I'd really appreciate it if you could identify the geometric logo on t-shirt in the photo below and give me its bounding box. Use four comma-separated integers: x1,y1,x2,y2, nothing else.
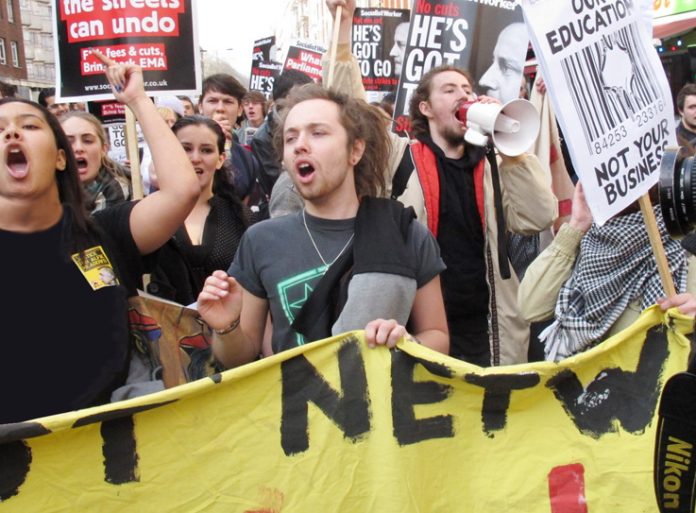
277,264,327,346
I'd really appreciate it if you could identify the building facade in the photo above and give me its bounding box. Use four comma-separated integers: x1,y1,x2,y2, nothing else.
0,0,26,94
19,0,55,99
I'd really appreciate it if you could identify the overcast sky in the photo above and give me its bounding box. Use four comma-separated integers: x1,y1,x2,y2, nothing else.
196,0,285,75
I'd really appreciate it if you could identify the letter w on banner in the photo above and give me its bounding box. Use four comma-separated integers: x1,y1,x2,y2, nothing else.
0,307,692,511
521,0,675,225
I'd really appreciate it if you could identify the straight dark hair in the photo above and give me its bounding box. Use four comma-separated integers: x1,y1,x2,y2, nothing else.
0,97,93,250
171,115,248,226
201,74,247,103
0,97,88,231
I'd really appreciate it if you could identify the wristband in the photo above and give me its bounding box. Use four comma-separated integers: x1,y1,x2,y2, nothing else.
558,198,572,217
214,317,240,335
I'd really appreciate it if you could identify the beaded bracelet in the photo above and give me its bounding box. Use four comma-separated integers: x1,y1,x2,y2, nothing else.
214,317,240,335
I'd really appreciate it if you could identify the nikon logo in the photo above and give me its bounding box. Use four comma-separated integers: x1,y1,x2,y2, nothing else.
662,436,693,509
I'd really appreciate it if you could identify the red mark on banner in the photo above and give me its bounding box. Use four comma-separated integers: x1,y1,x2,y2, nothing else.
548,464,588,513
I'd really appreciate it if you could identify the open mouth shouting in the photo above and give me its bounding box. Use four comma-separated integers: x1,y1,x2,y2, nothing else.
75,157,89,176
295,160,315,183
6,146,28,179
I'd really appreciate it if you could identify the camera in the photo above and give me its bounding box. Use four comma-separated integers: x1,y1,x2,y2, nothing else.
659,146,696,237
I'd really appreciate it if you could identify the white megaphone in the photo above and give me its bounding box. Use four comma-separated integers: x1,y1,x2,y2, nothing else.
455,99,540,156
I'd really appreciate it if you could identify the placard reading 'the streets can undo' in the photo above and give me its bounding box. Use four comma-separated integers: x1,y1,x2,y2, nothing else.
52,0,200,102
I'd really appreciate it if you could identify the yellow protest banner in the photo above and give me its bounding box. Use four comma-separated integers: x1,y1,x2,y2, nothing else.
0,306,692,512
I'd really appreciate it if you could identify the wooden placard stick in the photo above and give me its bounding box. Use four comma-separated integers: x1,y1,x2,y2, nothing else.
91,48,144,200
639,193,676,298
326,5,342,89
125,106,144,200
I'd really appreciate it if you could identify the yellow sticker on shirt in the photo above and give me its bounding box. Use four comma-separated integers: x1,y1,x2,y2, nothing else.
71,245,119,290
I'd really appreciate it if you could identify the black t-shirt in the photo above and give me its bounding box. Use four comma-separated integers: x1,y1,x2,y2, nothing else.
419,136,490,363
1,202,142,424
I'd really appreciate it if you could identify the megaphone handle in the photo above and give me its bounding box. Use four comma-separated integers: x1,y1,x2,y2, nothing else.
486,145,511,280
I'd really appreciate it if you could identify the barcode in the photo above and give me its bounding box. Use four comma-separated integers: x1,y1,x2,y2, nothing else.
560,23,660,152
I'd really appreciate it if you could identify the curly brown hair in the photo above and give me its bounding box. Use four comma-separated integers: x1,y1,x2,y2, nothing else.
408,65,474,139
273,83,390,199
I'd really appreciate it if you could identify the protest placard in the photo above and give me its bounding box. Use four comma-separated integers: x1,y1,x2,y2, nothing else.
352,8,410,94
248,36,282,99
88,100,127,164
53,0,200,102
282,39,327,82
521,0,676,225
391,0,526,136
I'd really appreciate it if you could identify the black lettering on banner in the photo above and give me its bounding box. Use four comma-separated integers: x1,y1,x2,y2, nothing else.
74,398,174,484
101,416,139,484
280,338,371,456
465,373,540,437
547,326,669,438
391,351,454,446
560,23,660,153
0,422,50,501
0,441,32,501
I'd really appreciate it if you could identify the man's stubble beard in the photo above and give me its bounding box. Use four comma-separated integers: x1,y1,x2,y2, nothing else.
439,125,466,149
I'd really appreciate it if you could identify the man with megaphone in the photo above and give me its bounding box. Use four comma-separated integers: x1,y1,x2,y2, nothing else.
312,0,558,366
399,65,557,366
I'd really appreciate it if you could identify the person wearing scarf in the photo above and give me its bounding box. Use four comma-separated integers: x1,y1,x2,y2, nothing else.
518,182,696,361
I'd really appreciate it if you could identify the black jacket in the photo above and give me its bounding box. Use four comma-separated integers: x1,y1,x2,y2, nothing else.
250,110,282,196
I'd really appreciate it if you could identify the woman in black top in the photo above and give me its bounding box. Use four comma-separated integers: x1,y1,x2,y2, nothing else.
146,116,251,306
0,51,199,424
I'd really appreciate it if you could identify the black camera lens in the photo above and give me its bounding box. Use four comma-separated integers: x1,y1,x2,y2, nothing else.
659,147,696,237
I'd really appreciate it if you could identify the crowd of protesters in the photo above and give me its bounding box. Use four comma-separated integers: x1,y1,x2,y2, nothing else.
1,0,696,424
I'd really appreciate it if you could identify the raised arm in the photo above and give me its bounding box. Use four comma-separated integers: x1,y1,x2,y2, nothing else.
95,50,199,254
322,0,365,99
325,0,354,46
